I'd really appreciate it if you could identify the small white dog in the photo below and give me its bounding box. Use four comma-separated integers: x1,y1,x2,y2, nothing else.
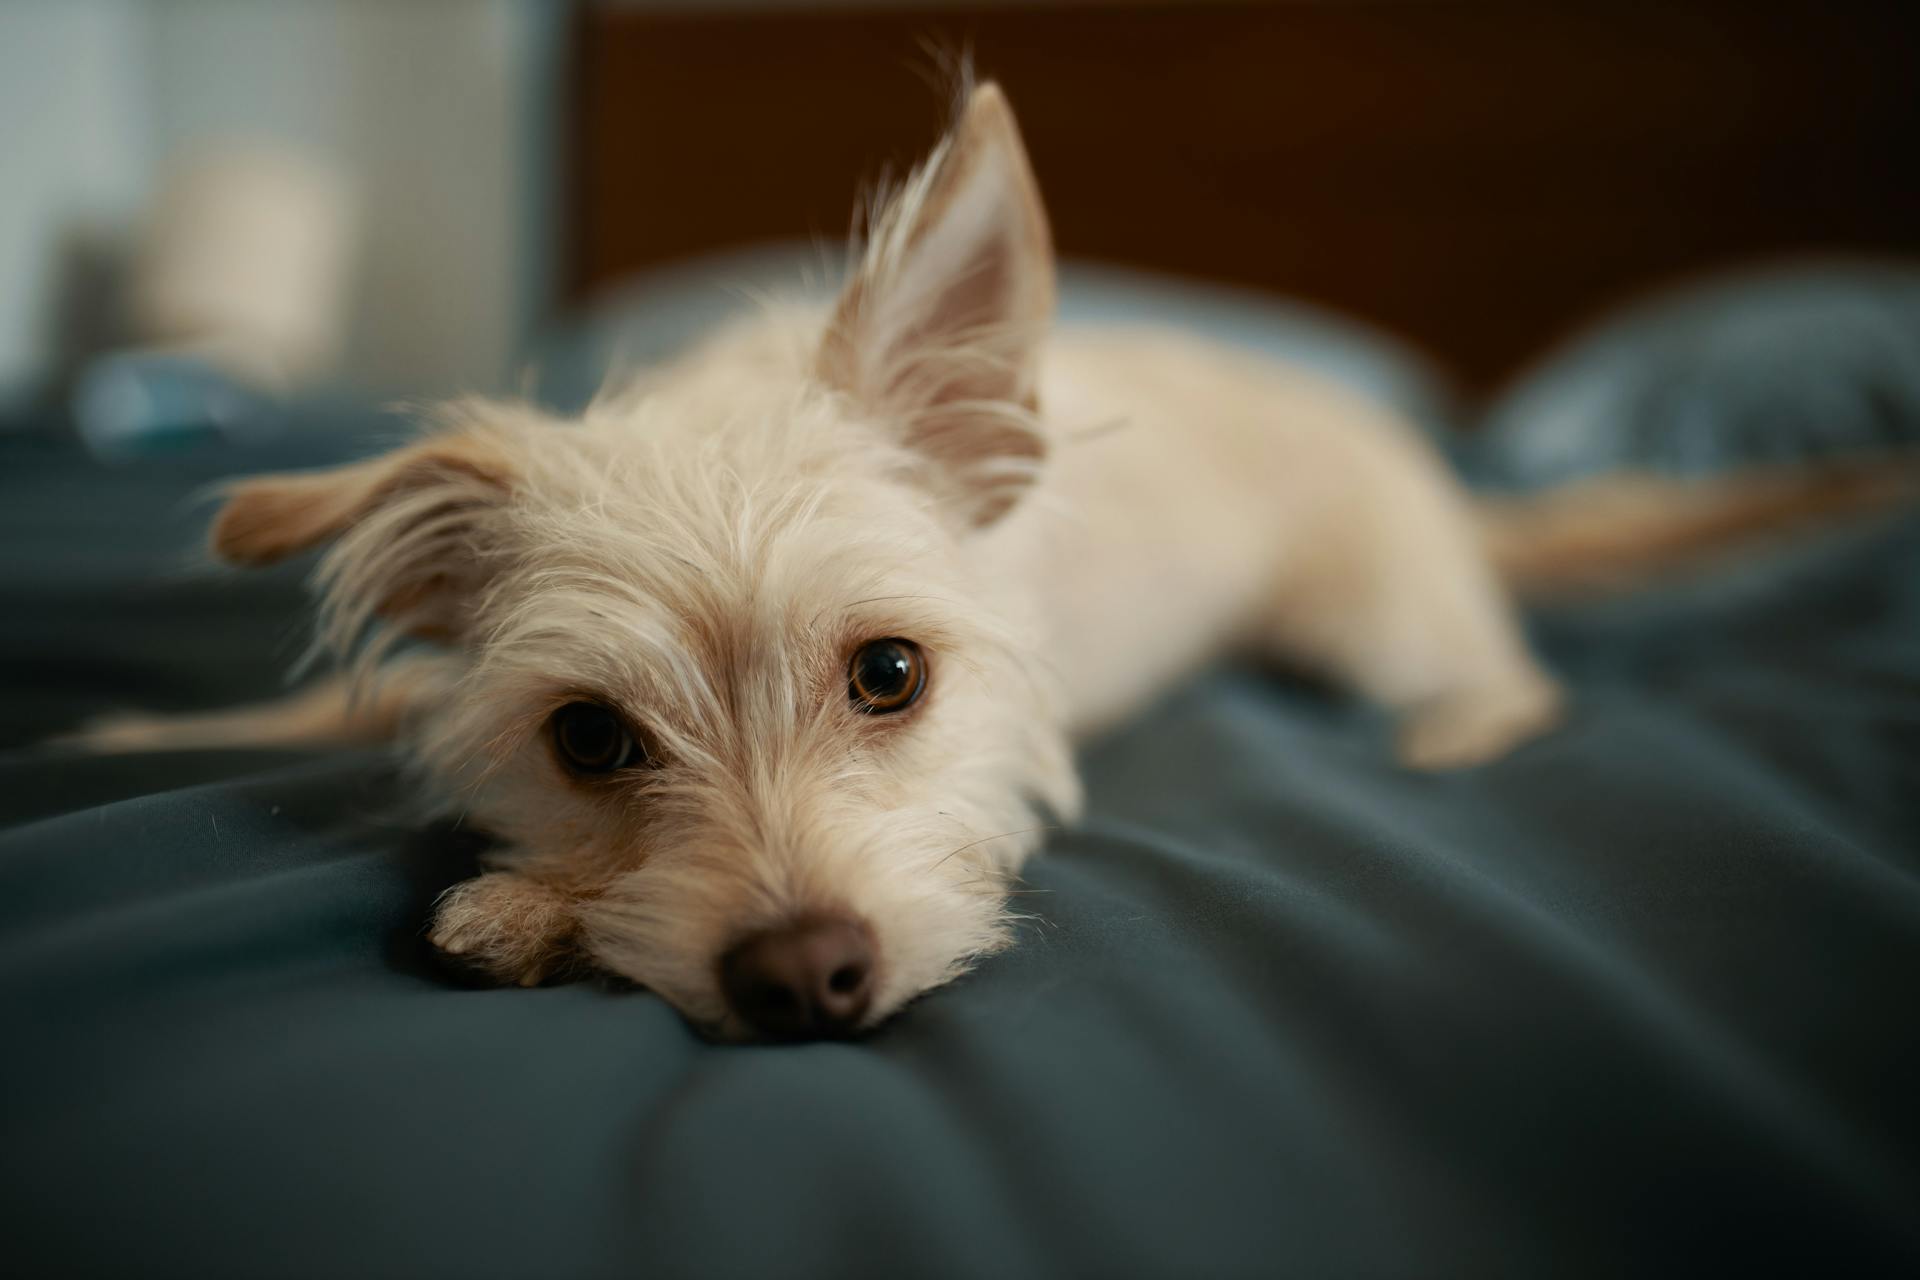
87,84,1914,1040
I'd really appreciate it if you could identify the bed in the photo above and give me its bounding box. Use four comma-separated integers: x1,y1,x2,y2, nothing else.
4,248,1919,1277
9,0,1920,1270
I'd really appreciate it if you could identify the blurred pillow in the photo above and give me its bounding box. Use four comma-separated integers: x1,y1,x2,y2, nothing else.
534,243,1453,430
1050,261,1452,431
1469,258,1920,491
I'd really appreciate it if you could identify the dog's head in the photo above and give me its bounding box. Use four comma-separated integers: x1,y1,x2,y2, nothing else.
209,85,1080,1039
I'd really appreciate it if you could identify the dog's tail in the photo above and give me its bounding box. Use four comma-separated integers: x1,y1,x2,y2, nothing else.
1477,456,1920,599
57,655,450,755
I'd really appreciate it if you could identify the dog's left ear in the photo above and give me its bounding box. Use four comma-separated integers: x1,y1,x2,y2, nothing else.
819,82,1055,528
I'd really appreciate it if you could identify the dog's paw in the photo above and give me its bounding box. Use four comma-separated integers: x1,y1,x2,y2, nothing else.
1395,677,1564,771
428,872,581,987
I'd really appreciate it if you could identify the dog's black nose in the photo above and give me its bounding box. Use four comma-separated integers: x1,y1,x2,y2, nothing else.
720,916,875,1040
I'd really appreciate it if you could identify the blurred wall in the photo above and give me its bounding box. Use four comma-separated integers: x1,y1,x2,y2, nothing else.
572,1,1920,390
0,1,150,391
0,0,559,398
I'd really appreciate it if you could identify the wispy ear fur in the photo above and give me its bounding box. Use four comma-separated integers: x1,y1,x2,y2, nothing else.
208,403,528,660
819,82,1056,528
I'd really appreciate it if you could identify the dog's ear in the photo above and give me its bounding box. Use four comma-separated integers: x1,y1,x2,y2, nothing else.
210,431,517,643
819,82,1055,528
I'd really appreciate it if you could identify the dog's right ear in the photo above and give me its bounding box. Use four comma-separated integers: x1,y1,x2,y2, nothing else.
210,431,516,643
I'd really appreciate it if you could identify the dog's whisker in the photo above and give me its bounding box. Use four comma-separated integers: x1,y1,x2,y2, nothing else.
1064,414,1133,443
933,825,1060,869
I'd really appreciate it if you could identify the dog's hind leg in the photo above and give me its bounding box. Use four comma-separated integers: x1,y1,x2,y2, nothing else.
1255,447,1562,770
58,654,453,755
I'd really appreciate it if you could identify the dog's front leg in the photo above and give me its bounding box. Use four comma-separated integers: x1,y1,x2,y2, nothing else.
428,871,583,987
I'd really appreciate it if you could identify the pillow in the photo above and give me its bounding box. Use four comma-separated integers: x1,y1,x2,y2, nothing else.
1469,257,1920,491
534,243,1454,431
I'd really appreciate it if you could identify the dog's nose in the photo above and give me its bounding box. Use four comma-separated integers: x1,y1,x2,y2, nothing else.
720,916,876,1040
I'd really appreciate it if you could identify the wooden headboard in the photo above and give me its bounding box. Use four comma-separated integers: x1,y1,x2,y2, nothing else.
566,1,1919,389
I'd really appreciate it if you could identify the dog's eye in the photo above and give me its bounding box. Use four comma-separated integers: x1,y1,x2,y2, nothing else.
848,639,926,714
550,701,645,774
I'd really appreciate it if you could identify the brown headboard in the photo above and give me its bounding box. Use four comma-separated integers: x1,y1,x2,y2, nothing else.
566,1,1920,389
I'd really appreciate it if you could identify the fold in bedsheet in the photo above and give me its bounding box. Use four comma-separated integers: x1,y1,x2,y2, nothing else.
4,265,1920,1277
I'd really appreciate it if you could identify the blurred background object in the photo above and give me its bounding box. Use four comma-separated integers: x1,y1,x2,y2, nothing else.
0,0,558,423
1,0,1916,436
69,147,359,458
129,147,358,388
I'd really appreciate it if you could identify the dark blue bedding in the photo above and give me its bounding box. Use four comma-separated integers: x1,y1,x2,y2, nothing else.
3,261,1918,1278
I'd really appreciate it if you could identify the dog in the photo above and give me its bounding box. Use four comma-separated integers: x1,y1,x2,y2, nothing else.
76,83,1918,1041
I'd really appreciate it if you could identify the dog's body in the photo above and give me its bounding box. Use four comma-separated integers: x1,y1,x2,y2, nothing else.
75,85,1917,1040
1012,328,1559,758
643,309,1562,761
